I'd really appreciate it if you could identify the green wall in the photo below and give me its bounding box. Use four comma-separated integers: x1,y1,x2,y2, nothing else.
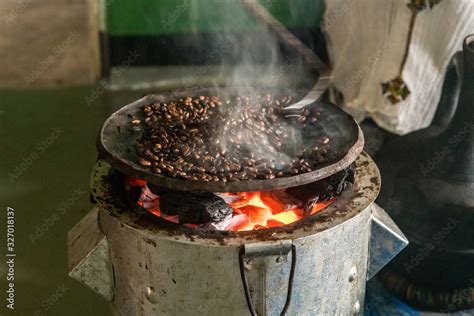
106,0,324,36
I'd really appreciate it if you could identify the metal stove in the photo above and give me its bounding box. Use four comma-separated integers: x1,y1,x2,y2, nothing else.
67,87,408,314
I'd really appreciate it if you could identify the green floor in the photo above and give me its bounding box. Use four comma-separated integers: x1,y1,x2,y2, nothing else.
0,87,133,316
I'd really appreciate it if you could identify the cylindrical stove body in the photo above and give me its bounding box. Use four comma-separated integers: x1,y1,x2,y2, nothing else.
100,204,371,315
68,153,407,315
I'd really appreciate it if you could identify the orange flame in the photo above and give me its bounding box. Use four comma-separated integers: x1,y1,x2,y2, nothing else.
224,192,333,231
126,177,334,231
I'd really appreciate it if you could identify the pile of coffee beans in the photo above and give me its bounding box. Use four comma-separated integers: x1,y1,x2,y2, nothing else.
131,94,330,182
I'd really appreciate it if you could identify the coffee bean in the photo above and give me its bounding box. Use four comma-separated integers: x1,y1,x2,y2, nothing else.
133,92,330,181
138,158,151,167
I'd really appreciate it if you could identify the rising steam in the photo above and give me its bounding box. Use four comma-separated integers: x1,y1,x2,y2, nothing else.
186,0,310,167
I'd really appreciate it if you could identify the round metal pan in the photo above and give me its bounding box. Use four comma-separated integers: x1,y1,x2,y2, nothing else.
97,87,364,192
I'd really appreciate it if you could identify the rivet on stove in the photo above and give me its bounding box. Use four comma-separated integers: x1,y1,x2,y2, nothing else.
244,258,253,270
276,256,283,263
353,300,361,314
145,286,158,304
348,266,357,282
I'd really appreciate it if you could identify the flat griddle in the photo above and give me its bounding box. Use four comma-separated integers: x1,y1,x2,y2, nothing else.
97,87,364,192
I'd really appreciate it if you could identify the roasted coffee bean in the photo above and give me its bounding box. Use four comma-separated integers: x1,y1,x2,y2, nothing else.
133,93,331,181
138,158,151,167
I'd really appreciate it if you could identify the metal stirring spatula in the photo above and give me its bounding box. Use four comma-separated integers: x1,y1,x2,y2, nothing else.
240,0,332,111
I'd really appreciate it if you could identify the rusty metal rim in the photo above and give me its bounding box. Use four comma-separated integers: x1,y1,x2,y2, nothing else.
96,87,364,193
90,152,380,245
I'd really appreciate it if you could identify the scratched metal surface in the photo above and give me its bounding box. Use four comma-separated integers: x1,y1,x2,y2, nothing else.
83,153,384,315
99,197,371,315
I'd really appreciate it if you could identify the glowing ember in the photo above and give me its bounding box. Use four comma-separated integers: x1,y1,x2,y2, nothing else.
125,177,334,231
225,192,333,231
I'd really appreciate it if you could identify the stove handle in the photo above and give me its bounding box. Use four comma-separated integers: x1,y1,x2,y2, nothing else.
367,203,409,280
67,207,114,301
239,241,296,316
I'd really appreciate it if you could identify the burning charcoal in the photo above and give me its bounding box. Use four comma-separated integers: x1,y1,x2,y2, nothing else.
285,164,356,213
224,214,250,231
139,185,159,202
127,174,339,231
216,193,245,205
142,199,160,210
266,219,285,228
159,191,233,224
237,205,272,224
260,190,301,214
200,214,233,230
